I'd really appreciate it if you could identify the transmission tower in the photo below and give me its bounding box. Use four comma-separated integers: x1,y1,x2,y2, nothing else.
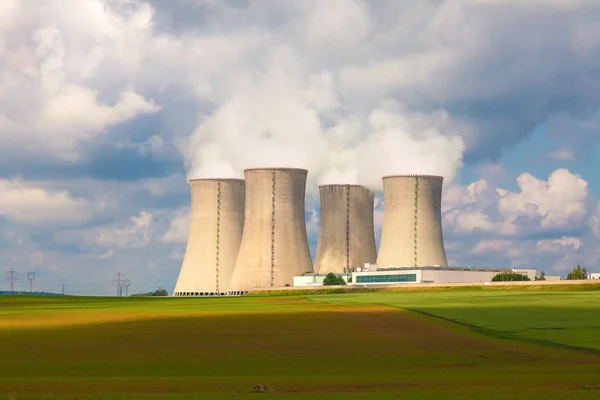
27,272,35,293
5,269,19,294
112,272,125,297
123,279,131,296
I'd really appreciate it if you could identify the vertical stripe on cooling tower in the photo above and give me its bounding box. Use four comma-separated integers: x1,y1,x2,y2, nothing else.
270,172,276,287
345,185,350,272
215,182,221,293
413,177,419,267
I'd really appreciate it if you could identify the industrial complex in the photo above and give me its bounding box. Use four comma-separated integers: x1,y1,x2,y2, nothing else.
174,169,538,296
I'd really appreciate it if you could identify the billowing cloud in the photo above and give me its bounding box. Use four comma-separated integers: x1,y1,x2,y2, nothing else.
94,211,154,249
0,179,92,223
0,0,160,161
443,168,598,271
161,210,189,243
444,169,589,236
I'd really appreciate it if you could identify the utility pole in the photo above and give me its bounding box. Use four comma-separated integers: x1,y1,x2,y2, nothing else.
27,272,35,293
5,269,19,294
62,284,65,296
112,272,125,297
123,279,131,297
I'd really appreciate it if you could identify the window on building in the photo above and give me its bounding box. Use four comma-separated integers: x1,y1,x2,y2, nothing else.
356,274,417,283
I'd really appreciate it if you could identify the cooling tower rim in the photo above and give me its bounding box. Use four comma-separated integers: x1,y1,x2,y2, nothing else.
383,174,444,179
244,167,308,173
189,178,245,182
318,184,369,189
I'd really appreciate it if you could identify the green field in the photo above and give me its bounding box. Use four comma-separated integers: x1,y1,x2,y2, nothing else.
2,285,600,399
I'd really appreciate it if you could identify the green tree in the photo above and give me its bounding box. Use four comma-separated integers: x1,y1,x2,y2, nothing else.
130,288,169,297
566,264,588,280
491,272,531,282
322,272,346,286
535,271,546,281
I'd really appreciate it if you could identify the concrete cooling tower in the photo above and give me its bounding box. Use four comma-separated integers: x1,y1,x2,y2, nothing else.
173,179,245,297
228,168,313,294
314,185,377,274
377,175,448,268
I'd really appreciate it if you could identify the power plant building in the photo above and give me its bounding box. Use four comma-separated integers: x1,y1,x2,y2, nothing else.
314,185,377,274
173,178,245,296
377,175,448,268
228,168,313,294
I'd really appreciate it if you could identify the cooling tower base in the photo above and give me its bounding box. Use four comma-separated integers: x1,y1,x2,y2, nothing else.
173,291,228,297
227,290,248,296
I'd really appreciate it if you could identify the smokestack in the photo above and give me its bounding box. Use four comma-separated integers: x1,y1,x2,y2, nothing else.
173,178,245,296
314,185,377,274
228,168,313,294
377,175,448,267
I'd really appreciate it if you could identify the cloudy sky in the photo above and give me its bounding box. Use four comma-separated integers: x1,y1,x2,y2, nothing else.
1,0,599,294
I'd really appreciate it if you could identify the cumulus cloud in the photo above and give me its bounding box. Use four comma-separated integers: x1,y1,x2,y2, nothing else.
5,0,600,182
444,169,588,236
95,211,154,249
443,168,599,271
536,237,582,253
548,147,576,162
0,0,160,161
161,210,190,243
0,179,92,223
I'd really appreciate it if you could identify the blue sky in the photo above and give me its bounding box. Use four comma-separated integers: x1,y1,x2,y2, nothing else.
1,0,600,295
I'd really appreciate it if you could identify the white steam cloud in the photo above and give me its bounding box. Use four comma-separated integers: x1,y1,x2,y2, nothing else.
183,4,470,191
185,58,466,190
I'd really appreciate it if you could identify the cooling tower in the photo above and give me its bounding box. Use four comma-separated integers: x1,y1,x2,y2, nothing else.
228,168,313,294
173,178,245,296
377,175,448,268
314,185,377,274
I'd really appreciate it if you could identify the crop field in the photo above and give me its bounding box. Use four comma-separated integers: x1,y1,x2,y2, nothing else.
1,285,600,399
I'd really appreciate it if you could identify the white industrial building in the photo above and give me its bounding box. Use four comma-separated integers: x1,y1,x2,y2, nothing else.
544,275,562,281
293,274,352,287
512,268,538,281
293,265,538,287
590,273,600,280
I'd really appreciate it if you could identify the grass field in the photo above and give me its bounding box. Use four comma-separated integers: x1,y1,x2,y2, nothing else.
1,285,600,399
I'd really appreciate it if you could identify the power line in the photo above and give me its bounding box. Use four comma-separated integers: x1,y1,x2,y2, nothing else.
27,272,35,294
112,272,125,297
5,269,19,294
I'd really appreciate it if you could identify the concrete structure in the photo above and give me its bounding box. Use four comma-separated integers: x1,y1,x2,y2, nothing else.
377,175,448,268
314,185,377,274
293,274,351,287
513,268,537,281
545,275,562,281
173,179,245,296
351,267,516,286
228,168,313,294
292,266,540,287
590,273,600,280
